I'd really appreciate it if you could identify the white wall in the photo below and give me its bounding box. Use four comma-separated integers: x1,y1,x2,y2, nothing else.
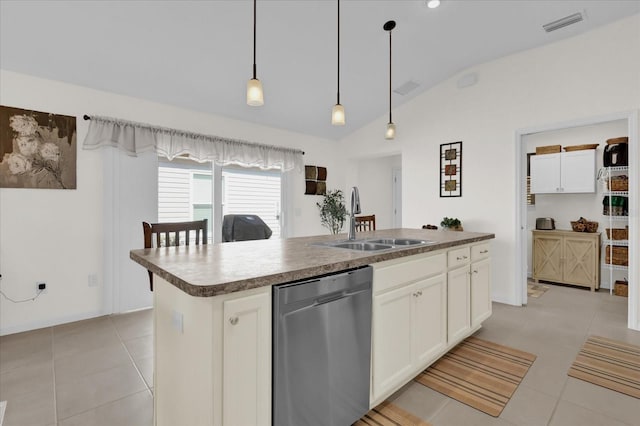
0,70,345,335
524,120,628,287
342,15,640,305
351,154,401,230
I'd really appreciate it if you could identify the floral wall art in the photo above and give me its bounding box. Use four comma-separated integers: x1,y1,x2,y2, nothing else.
0,106,77,189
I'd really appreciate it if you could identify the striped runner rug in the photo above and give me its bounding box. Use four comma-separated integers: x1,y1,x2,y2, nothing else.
355,401,432,426
568,335,640,399
414,336,536,417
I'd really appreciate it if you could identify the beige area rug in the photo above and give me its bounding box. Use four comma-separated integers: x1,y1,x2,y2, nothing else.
527,280,550,298
356,401,432,426
415,337,537,417
568,335,640,399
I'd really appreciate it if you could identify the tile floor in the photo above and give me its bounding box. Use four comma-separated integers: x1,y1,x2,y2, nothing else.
0,284,638,426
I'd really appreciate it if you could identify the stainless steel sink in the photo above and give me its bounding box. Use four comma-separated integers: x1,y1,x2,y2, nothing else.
365,238,434,246
328,242,394,251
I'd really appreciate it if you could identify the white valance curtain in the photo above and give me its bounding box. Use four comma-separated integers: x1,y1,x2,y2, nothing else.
82,115,304,172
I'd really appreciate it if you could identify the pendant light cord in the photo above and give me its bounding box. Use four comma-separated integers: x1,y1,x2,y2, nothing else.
388,28,392,123
337,0,340,105
253,0,257,79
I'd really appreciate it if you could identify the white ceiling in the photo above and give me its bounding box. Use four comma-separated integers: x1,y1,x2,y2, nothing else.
1,1,638,140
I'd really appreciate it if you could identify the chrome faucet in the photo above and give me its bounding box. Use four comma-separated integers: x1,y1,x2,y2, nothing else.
348,186,361,240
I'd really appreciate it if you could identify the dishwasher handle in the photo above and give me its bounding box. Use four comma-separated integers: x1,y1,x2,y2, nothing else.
315,291,347,306
315,288,368,306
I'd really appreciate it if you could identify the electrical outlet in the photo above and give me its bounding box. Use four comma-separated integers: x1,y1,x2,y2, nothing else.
37,282,47,294
171,310,184,333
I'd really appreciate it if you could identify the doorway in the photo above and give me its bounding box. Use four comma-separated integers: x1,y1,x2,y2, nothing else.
515,111,639,330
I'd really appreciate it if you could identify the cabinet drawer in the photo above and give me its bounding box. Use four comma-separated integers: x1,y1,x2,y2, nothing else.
373,253,445,294
447,246,470,269
471,243,490,261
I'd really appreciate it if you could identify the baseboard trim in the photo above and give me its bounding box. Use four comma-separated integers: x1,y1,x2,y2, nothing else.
0,309,106,336
492,294,519,306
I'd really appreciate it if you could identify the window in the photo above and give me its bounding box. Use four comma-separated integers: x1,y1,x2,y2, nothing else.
222,166,282,238
158,158,283,241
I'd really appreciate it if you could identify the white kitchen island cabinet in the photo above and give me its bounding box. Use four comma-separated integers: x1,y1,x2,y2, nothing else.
471,242,492,327
530,150,596,194
370,253,447,404
370,241,492,406
154,281,271,426
131,228,494,426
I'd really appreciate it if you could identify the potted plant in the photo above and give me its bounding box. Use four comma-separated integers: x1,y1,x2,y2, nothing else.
441,217,463,231
317,189,348,234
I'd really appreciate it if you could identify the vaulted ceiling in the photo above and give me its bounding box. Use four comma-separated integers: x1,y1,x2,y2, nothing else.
1,1,638,140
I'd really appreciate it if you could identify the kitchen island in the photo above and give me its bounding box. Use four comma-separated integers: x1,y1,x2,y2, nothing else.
130,228,495,426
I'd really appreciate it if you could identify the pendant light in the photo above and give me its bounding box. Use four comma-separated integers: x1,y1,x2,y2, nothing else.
247,0,264,106
331,0,345,125
384,20,396,140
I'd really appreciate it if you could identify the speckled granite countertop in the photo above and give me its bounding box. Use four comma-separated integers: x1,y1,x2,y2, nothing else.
130,228,494,297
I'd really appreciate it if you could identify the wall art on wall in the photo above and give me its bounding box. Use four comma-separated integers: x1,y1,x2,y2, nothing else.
304,165,327,195
440,141,462,197
0,105,77,189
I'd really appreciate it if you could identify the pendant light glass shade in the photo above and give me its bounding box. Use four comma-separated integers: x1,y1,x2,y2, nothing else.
385,122,396,140
247,0,263,106
332,103,345,125
247,78,264,106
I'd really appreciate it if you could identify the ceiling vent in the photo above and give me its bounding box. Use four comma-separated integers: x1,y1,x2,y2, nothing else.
543,12,584,33
393,80,420,96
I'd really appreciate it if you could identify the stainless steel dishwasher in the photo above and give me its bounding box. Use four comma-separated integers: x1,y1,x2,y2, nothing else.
273,266,373,426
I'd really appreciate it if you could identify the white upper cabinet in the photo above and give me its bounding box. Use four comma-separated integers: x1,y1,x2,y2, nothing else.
530,150,596,194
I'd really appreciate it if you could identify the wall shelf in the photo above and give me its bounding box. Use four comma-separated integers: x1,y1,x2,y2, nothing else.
602,166,629,172
601,263,629,271
602,191,629,196
603,239,629,246
602,215,629,221
601,162,630,294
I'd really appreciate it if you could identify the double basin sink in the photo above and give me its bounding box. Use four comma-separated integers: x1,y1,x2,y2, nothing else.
318,238,436,252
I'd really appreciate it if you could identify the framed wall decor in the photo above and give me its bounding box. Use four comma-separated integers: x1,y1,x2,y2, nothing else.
304,165,327,195
440,141,462,197
0,105,77,189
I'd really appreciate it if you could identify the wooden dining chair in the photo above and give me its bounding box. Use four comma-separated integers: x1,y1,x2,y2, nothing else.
142,219,208,291
355,215,376,232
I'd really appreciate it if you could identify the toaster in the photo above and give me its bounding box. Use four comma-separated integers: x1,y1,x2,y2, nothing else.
536,218,555,230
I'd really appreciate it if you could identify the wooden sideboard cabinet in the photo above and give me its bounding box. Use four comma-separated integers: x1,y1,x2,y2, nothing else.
532,229,601,292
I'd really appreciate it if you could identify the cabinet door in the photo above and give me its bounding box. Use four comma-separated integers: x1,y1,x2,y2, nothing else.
413,274,447,367
223,291,271,426
563,236,597,288
561,150,596,193
530,153,560,194
447,266,471,344
471,258,492,327
371,284,414,401
533,234,562,282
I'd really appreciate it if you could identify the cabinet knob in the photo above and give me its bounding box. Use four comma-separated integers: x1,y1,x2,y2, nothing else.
457,255,468,260
418,290,423,296
480,250,489,254
229,317,239,325
473,270,478,274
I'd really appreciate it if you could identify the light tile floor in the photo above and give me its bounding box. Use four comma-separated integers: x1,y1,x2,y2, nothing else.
0,285,638,425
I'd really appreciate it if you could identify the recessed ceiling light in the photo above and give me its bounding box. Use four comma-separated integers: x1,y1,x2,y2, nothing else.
427,0,441,9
